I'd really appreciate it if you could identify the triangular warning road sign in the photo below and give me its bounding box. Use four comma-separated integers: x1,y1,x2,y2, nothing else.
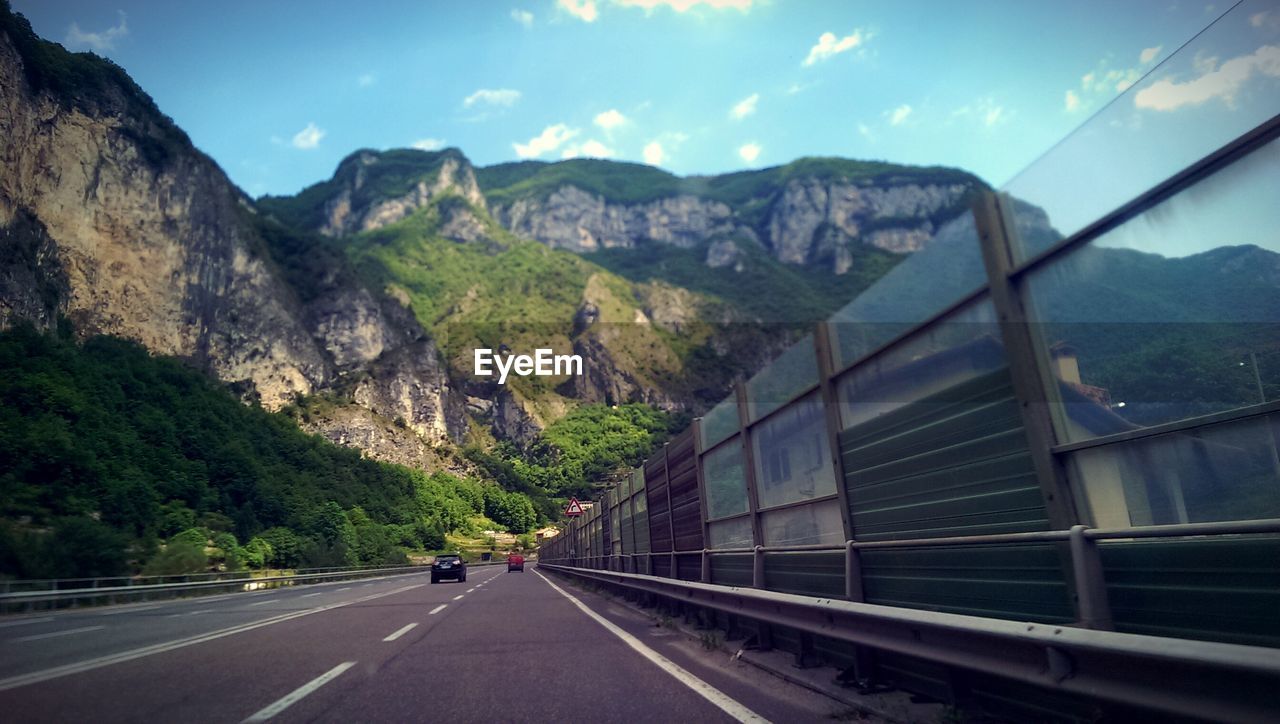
564,497,585,517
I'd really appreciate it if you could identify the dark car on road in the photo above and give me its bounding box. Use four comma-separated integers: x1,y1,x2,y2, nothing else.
507,553,524,572
431,553,467,584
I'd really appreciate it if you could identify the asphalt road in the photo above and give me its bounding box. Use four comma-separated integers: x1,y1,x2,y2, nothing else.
0,564,852,723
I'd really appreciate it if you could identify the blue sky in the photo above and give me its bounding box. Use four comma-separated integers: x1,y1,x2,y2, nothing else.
11,0,1266,200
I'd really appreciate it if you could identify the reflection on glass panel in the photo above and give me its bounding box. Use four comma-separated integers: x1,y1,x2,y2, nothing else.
747,335,818,422
632,468,645,493
752,393,836,509
1025,136,1280,441
831,209,986,368
837,298,1003,431
1070,413,1280,527
701,397,742,450
761,500,844,546
611,506,621,553
703,438,748,520
634,487,647,514
1003,0,1280,260
708,516,754,549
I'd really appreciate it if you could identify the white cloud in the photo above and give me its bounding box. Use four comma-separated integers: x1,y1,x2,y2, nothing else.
559,0,598,22
464,88,522,108
1134,44,1280,111
857,123,875,142
730,92,759,120
1065,89,1081,112
411,138,446,151
643,141,665,166
358,73,376,87
616,0,752,12
803,29,866,67
514,124,579,158
594,109,627,130
291,123,325,150
1139,45,1162,64
65,11,128,52
561,138,616,159
511,9,534,27
887,104,912,126
738,142,761,163
983,105,1006,127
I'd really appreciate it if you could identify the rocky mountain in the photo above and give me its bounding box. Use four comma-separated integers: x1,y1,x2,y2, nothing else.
476,157,981,273
0,7,464,469
0,2,985,470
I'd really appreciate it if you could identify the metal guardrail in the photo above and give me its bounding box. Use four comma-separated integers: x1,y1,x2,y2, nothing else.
0,563,423,595
0,564,430,611
545,518,1280,633
539,562,1280,723
0,558,521,612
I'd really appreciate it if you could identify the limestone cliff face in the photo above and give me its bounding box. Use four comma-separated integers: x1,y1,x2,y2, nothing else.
491,187,743,253
487,176,976,274
0,33,328,407
320,151,487,237
765,179,972,263
0,27,466,463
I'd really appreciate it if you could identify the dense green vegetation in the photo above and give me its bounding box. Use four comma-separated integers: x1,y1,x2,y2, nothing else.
0,323,539,579
468,403,683,505
478,158,685,206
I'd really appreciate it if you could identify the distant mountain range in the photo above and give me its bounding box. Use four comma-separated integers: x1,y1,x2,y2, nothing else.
3,0,1276,472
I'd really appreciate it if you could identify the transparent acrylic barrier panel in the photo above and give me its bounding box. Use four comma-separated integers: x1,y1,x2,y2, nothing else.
702,436,749,520
1003,0,1280,261
1024,135,1280,441
752,392,837,509
708,516,754,550
701,396,741,450
760,499,844,546
1069,412,1280,528
830,209,986,369
838,297,1002,431
746,334,818,422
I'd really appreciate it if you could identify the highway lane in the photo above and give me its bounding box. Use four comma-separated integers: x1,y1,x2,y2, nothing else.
0,564,853,722
0,567,463,683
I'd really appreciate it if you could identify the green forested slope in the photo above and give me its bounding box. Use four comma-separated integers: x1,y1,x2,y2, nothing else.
0,323,536,578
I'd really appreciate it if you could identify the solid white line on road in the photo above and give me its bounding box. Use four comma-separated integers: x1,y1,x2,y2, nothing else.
452,595,464,601
382,622,418,642
0,617,54,629
428,604,447,615
533,570,768,724
0,584,422,693
11,625,106,643
242,661,356,722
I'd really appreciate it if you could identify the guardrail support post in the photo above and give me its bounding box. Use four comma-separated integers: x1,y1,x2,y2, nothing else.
1069,525,1113,630
844,541,863,601
701,549,711,584
752,545,765,588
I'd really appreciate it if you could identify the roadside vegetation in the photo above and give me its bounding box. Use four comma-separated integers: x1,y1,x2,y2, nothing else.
0,322,540,580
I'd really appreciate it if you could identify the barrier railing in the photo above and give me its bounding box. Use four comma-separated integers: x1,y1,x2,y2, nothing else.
540,518,1280,633
538,560,1280,723
0,561,504,612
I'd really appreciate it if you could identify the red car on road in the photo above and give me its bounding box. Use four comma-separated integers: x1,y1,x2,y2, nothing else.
507,553,524,572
